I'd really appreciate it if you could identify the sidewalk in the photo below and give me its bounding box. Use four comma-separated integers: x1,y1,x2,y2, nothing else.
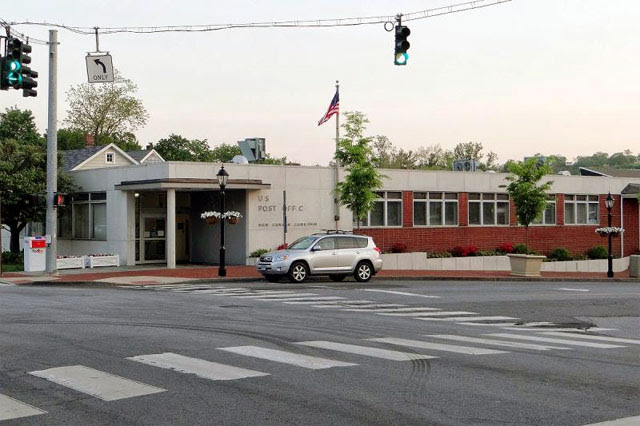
0,264,635,285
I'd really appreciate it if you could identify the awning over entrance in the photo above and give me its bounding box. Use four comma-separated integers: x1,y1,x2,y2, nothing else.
115,178,270,191
621,183,640,198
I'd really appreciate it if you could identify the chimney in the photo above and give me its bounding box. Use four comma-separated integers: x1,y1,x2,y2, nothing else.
85,134,95,148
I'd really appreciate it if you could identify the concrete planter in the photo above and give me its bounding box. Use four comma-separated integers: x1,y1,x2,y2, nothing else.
246,257,258,266
507,254,546,277
630,255,640,278
56,256,85,270
85,254,120,268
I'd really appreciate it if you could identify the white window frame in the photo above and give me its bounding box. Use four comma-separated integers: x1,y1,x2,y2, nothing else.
359,191,403,228
71,192,107,240
105,151,115,164
531,194,557,226
564,194,599,225
413,192,459,227
468,193,510,226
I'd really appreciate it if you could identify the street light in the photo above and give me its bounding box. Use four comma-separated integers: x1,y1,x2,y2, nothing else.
605,192,614,278
217,165,229,277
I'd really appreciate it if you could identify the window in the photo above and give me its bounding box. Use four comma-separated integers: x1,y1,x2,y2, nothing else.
414,192,458,226
564,194,599,225
105,152,115,164
532,194,556,225
468,193,509,225
314,237,336,250
71,192,107,240
359,192,403,227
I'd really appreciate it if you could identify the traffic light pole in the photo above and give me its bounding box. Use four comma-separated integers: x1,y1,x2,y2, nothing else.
45,30,58,274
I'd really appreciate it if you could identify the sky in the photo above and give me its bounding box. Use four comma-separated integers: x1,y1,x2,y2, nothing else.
1,0,639,166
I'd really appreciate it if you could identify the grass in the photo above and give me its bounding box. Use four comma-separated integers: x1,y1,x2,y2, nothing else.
1,264,23,272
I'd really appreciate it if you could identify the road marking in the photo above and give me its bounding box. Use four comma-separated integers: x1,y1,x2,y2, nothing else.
425,335,571,351
556,288,590,292
309,300,377,308
218,346,357,369
502,327,616,332
264,296,345,302
584,415,640,425
342,306,439,313
127,352,269,381
461,322,521,327
0,394,46,421
187,289,251,294
232,293,317,299
366,338,509,355
29,365,166,401
418,316,518,322
363,289,440,298
377,311,476,317
485,334,627,349
296,341,438,361
540,332,640,345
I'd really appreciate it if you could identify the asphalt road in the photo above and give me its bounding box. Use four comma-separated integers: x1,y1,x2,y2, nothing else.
1,279,639,425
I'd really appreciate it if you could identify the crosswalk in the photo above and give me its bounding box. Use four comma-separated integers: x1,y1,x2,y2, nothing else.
3,329,637,421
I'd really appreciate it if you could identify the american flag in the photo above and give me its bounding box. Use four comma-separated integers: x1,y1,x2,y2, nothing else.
317,90,339,126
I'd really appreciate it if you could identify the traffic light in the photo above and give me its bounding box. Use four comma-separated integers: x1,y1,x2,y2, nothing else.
1,37,37,96
53,193,65,207
394,25,411,66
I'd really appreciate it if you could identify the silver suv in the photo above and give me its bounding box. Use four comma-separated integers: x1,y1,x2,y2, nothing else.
256,232,383,283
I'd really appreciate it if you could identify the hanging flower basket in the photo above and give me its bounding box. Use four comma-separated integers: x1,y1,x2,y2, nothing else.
207,216,219,225
228,216,240,225
225,211,242,225
201,211,222,224
595,227,624,238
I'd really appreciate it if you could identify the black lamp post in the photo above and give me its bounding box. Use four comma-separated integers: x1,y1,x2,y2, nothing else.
605,192,614,278
217,165,229,277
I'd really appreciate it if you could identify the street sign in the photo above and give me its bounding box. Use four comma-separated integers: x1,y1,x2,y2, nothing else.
85,54,114,83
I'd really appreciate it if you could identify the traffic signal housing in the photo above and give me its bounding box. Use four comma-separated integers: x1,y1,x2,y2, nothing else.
1,37,37,96
53,193,65,207
394,25,411,66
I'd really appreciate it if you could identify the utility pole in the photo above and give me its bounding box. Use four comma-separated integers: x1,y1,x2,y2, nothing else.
45,30,58,274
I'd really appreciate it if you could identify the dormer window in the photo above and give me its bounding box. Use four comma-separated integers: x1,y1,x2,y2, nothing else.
105,152,115,164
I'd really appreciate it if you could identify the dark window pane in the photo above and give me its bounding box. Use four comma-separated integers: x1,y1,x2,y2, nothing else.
545,203,555,224
482,193,495,200
429,202,442,226
414,202,426,226
144,240,166,261
445,202,458,225
336,237,355,249
73,204,90,238
387,192,402,199
497,202,509,225
445,193,458,200
577,203,587,224
429,192,442,199
387,202,402,226
91,192,106,201
354,238,368,248
370,202,384,226
588,203,598,224
315,237,336,250
92,203,107,240
497,194,509,201
469,193,481,200
483,202,496,225
469,202,481,225
565,203,575,224
414,192,427,199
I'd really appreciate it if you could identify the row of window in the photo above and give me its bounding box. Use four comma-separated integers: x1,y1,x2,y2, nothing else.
58,192,107,240
356,192,602,228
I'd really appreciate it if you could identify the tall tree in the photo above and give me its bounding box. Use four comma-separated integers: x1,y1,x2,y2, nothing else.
64,71,148,145
335,112,385,229
151,134,213,162
504,158,552,249
0,108,74,252
210,143,242,162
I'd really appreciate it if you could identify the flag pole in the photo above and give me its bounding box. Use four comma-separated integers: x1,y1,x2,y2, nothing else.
334,80,340,231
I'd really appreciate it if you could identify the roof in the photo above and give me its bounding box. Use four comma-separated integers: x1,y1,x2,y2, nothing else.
126,150,152,162
621,183,640,195
62,145,106,172
579,167,640,178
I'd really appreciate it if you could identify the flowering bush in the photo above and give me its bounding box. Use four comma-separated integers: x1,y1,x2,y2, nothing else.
201,211,223,220
391,242,408,253
497,243,514,254
225,211,242,219
277,243,289,250
450,245,478,257
595,227,624,235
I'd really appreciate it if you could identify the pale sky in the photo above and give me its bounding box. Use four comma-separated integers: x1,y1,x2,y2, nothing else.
1,0,639,166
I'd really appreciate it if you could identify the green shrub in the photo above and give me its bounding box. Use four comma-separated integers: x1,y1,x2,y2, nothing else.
2,250,23,265
477,250,501,257
548,247,572,262
587,245,608,260
426,251,452,258
249,248,269,258
512,243,530,254
573,254,588,261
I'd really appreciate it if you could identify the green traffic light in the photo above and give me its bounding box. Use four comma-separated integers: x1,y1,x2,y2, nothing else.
394,53,409,65
9,60,21,72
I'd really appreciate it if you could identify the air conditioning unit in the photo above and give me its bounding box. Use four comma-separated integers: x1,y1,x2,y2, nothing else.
237,138,266,162
453,159,479,172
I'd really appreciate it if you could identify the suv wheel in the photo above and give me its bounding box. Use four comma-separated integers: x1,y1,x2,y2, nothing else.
329,274,346,282
288,261,309,283
354,261,373,282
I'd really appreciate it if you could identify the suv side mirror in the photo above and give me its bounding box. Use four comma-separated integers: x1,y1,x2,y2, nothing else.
311,246,320,252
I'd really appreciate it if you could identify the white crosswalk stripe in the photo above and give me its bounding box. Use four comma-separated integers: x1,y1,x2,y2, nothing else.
0,282,15,287
418,316,518,322
425,335,571,351
287,301,399,306
0,393,46,421
127,352,270,381
539,332,640,345
341,306,439,313
366,338,509,355
29,365,166,401
485,334,627,349
266,296,346,302
296,341,438,361
310,300,377,307
218,346,357,369
501,327,616,332
377,311,476,317
461,322,521,327
232,293,317,299
363,289,441,298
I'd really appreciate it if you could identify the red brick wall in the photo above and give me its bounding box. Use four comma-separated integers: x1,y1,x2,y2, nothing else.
623,198,639,256
355,192,628,257
403,192,413,228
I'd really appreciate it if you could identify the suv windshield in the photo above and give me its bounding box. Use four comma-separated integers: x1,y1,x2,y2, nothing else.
288,236,319,250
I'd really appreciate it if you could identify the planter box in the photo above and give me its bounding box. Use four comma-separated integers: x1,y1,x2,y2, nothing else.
56,256,85,270
630,255,640,278
246,257,258,266
86,254,120,268
508,254,546,277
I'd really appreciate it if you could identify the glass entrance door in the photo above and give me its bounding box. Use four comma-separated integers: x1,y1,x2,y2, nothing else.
141,214,166,263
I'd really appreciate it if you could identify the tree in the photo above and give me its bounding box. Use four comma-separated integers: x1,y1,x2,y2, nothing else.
0,108,74,252
335,112,385,229
415,144,447,169
451,141,499,171
151,134,213,162
504,158,552,250
210,143,242,162
57,128,86,151
64,71,149,145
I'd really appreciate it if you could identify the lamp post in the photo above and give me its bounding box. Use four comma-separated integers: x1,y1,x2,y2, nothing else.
217,165,229,277
605,192,614,278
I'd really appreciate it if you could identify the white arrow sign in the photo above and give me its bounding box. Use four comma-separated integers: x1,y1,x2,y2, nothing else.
86,54,114,83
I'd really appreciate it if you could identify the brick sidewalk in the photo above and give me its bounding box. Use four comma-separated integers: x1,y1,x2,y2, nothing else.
0,265,634,285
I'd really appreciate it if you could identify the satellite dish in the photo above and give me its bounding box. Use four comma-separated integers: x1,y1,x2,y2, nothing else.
231,155,249,165
557,170,571,176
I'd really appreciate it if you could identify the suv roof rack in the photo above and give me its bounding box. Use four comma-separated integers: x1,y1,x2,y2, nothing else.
314,229,353,235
